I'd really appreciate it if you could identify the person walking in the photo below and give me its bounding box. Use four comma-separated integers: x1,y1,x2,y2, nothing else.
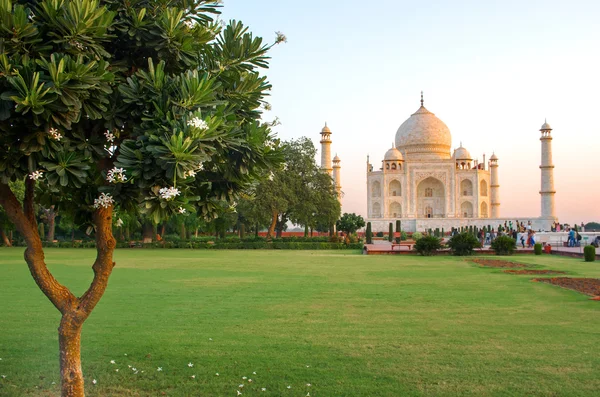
567,228,575,247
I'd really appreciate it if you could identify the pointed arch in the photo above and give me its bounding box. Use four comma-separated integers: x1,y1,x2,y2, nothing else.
372,202,381,218
461,179,473,196
480,180,488,196
372,181,381,198
389,180,401,197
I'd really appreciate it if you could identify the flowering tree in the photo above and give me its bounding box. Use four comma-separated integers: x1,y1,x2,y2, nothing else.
0,1,282,396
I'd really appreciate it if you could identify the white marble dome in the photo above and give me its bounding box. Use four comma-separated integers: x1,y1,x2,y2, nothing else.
395,105,452,160
384,146,403,161
453,144,471,159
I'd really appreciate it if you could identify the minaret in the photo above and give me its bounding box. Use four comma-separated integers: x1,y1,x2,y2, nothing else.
333,154,342,206
490,153,500,217
320,123,333,175
539,120,556,219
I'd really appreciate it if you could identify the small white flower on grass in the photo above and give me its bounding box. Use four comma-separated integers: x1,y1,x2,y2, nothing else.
132,367,137,371
306,393,310,396
110,360,116,364
187,117,209,130
248,379,252,383
115,369,119,372
1,375,6,379
159,187,181,201
215,372,219,376
242,376,247,380
261,388,266,392
252,371,256,375
128,365,132,368
188,362,193,368
124,354,127,356
104,130,115,143
239,384,244,388
287,385,291,389
178,207,186,214
191,375,195,379
29,170,44,181
92,379,97,385
93,193,114,209
51,382,55,385
209,338,213,341
157,367,162,372
306,383,311,387
306,365,310,368
237,391,242,396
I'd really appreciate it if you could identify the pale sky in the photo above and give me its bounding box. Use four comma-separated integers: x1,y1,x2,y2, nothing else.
222,0,600,225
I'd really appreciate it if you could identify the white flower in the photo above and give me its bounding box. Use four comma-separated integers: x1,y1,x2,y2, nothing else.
184,169,196,178
242,376,247,380
92,379,97,385
209,338,213,341
268,172,274,181
187,362,193,368
110,360,116,364
157,367,162,372
132,367,137,371
52,382,55,385
178,207,186,214
1,375,5,379
287,385,291,389
282,162,288,170
306,365,310,368
275,31,287,44
49,128,62,141
128,365,131,368
306,383,311,386
29,170,44,181
237,391,242,396
191,375,196,379
215,373,219,376
106,167,127,183
116,218,124,227
239,384,244,388
252,372,256,375
306,393,310,396
104,130,115,142
115,369,119,372
248,379,253,383
184,20,194,29
159,187,181,201
93,193,114,209
261,388,266,392
124,354,127,356
187,117,209,130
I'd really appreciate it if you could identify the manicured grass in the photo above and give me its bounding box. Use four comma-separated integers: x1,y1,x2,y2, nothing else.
0,248,599,396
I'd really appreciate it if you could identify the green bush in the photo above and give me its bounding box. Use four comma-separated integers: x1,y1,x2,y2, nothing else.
534,243,543,255
388,223,393,242
400,231,408,241
447,232,481,256
412,232,423,241
413,236,443,256
376,231,384,238
491,236,516,255
584,245,596,262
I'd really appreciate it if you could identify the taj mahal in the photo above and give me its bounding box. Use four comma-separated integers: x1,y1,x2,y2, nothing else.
318,93,558,233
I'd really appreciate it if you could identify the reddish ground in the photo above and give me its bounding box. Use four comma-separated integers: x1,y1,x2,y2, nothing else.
503,269,566,275
533,278,600,297
470,259,527,268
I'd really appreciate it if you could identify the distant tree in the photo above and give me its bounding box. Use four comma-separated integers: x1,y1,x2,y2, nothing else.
336,213,365,235
585,222,600,231
0,2,282,395
0,180,24,246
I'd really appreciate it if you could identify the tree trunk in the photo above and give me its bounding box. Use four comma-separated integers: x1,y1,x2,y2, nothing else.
46,207,56,242
180,223,186,240
267,210,277,240
1,227,11,246
59,315,84,397
142,221,153,243
304,224,309,238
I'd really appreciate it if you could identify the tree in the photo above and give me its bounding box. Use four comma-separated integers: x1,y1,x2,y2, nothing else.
336,213,365,235
0,1,282,395
365,222,372,244
0,180,24,246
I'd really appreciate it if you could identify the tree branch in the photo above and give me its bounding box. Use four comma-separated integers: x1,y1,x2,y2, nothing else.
24,178,37,228
0,183,77,313
79,206,116,316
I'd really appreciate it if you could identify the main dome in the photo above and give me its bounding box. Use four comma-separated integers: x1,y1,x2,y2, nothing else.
395,105,452,160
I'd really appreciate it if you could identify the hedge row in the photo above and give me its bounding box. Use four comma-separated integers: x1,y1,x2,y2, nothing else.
33,241,363,250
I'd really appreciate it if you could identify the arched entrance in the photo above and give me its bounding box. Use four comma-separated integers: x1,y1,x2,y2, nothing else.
417,177,445,218
461,201,473,218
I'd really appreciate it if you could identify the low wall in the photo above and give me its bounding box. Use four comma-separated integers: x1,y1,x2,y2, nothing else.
366,218,554,233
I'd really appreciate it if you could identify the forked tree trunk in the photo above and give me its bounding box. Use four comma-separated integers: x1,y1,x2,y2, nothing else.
267,210,277,240
0,182,117,397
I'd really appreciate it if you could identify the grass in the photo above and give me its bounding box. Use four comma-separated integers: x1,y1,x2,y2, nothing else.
0,248,599,396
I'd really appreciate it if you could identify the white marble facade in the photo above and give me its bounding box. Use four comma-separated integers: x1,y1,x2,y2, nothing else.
366,95,500,232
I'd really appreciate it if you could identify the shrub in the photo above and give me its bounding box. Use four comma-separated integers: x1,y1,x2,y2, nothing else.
376,231,384,238
584,245,596,262
388,223,393,242
366,222,372,244
534,243,543,255
491,235,516,255
395,220,401,244
412,232,423,241
414,236,443,256
447,232,481,256
400,231,408,241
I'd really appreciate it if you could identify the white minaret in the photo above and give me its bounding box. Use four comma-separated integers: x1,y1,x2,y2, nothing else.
540,120,556,219
332,154,342,206
320,123,333,175
490,153,500,218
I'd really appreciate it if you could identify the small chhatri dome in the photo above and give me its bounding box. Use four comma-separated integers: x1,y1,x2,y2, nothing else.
540,119,552,131
321,122,331,133
453,142,472,160
490,153,498,160
333,154,340,162
384,146,403,161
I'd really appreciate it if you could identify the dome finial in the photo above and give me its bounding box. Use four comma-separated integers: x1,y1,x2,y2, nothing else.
420,91,424,107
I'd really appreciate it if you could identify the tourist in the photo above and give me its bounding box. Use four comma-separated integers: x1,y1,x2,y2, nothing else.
576,231,582,247
520,233,526,248
567,228,575,247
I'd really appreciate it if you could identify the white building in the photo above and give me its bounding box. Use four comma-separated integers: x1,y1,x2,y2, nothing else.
365,94,556,232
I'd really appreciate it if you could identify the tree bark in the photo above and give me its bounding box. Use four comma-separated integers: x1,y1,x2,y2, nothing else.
1,227,11,246
180,223,186,240
59,315,84,397
46,206,56,242
267,210,277,240
142,221,153,243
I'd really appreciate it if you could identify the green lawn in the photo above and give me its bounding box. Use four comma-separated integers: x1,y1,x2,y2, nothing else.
0,248,599,396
